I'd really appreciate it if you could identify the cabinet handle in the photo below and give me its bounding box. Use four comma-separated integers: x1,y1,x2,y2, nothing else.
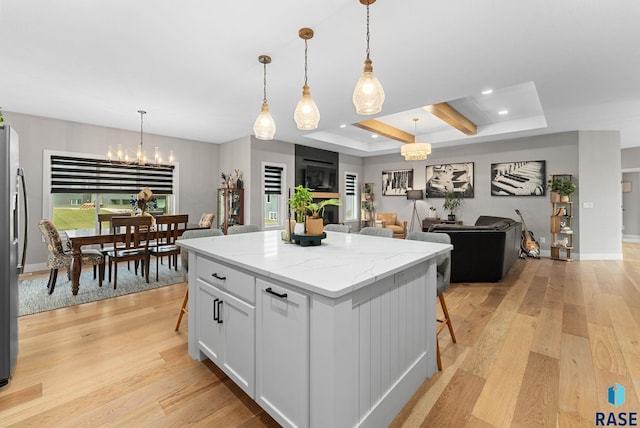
213,298,219,321
265,287,288,300
212,273,227,281
217,300,223,324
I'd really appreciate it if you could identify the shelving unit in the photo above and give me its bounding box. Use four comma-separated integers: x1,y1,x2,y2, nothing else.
218,188,244,234
550,174,574,261
360,183,375,228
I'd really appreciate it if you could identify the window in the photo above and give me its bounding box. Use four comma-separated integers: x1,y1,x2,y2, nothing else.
263,163,285,228
45,151,176,230
345,172,358,221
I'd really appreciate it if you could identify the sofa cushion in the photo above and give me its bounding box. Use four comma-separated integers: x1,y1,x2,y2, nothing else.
474,215,516,228
377,212,397,225
386,224,404,234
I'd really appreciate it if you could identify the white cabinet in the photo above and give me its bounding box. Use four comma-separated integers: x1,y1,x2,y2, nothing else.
195,271,255,397
256,279,310,428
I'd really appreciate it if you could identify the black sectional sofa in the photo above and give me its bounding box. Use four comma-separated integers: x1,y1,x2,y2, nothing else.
428,216,522,282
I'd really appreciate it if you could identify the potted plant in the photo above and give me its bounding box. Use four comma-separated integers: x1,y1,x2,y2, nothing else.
428,206,437,219
548,177,576,202
305,198,341,235
443,191,462,221
289,185,313,235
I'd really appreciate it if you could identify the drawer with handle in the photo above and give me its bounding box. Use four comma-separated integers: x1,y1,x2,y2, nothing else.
196,256,255,304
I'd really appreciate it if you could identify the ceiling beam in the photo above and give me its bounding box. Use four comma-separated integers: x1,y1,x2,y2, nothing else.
423,102,477,135
353,119,415,143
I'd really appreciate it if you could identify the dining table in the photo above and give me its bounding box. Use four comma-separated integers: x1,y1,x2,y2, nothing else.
64,222,206,295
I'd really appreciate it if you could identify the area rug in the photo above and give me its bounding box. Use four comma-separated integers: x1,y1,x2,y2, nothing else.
19,263,185,316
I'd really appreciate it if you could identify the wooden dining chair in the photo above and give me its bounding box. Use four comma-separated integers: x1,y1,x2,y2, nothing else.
105,215,153,289
150,214,189,281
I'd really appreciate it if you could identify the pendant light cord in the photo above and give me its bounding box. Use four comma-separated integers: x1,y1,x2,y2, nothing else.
304,39,309,86
263,62,268,103
365,2,371,60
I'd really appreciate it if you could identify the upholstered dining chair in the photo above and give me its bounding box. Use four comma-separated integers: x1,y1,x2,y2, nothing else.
105,215,152,289
38,219,104,294
406,231,457,370
175,228,224,331
227,224,260,235
359,226,393,238
324,224,351,233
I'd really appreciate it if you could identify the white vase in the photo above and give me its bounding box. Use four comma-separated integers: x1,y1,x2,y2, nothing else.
294,222,305,236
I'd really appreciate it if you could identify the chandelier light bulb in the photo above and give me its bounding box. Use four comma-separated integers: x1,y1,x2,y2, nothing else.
294,84,320,130
254,101,276,140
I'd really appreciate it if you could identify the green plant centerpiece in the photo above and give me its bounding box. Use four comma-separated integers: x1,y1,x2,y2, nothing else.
306,198,341,235
548,177,576,201
443,191,462,221
289,185,313,235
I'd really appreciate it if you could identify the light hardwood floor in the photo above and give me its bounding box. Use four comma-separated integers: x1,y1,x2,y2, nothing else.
1,244,639,427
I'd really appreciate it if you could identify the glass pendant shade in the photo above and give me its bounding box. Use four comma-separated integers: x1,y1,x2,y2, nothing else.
353,59,385,115
253,101,276,140
401,142,432,161
294,85,320,130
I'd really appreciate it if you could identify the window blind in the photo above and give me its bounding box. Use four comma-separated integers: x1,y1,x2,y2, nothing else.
264,165,283,195
50,155,174,194
346,173,357,196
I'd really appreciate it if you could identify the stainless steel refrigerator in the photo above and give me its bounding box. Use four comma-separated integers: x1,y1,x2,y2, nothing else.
1,125,27,388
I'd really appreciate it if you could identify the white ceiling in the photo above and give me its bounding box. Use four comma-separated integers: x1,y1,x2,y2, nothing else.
1,0,640,157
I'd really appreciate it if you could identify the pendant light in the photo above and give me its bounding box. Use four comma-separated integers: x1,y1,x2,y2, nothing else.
294,28,320,130
352,0,385,115
253,55,276,140
401,118,432,161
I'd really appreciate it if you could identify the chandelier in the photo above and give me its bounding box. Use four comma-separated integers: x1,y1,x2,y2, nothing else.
107,110,174,165
401,118,432,161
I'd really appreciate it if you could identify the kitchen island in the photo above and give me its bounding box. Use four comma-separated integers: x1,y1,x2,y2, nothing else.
177,230,451,428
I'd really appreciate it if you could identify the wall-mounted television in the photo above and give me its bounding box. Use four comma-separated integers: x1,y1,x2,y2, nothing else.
305,165,336,192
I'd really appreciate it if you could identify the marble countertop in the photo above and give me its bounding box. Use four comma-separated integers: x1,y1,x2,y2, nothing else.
177,230,451,298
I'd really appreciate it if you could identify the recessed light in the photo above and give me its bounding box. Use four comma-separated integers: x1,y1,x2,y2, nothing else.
482,89,493,95
339,123,347,128
498,110,509,115
371,134,378,138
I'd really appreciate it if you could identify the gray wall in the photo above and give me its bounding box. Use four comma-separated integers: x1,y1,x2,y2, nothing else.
622,171,640,238
5,111,218,272
578,131,622,259
363,131,623,259
364,132,578,253
249,137,296,229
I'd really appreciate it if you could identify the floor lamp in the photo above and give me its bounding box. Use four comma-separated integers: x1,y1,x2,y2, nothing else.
407,189,423,233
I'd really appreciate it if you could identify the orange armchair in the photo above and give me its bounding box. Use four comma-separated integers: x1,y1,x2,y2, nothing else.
375,212,407,239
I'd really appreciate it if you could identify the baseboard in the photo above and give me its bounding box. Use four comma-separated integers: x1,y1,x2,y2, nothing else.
579,253,623,261
623,234,640,243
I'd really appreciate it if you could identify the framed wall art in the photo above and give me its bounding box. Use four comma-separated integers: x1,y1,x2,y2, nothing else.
490,160,546,196
425,162,474,198
382,169,413,196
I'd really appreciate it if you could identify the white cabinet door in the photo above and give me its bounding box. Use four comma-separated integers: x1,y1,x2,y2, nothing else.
196,278,224,364
219,289,255,397
196,278,255,398
256,279,310,428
